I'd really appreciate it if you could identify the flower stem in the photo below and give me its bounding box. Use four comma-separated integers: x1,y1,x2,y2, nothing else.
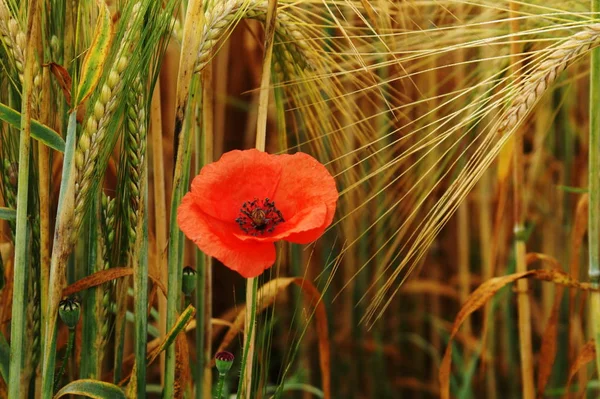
216,372,226,399
53,328,74,391
238,277,258,398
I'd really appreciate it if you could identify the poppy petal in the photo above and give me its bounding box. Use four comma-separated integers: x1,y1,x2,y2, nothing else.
190,149,282,222
272,152,338,227
177,194,276,278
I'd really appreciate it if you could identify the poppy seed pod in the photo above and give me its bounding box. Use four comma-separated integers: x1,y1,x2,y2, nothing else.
215,351,235,375
182,266,197,296
58,297,81,330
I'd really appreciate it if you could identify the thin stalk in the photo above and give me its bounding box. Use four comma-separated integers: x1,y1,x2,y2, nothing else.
196,60,214,399
37,30,51,397
8,1,39,397
238,277,259,398
53,329,74,391
590,0,600,378
240,1,278,397
510,4,534,397
80,201,99,379
165,0,205,393
216,373,226,399
133,173,149,397
150,81,168,385
41,109,77,398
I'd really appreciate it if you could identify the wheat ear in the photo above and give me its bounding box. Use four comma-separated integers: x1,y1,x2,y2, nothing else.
95,193,115,372
193,0,309,73
71,3,143,238
499,23,600,133
124,75,147,254
0,0,42,109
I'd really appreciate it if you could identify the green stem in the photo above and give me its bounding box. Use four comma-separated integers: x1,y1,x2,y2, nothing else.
53,329,75,391
237,278,258,398
216,372,226,399
133,178,149,397
8,1,38,396
590,0,600,376
164,90,194,398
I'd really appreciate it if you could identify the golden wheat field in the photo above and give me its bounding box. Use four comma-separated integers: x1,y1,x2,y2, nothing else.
3,0,600,398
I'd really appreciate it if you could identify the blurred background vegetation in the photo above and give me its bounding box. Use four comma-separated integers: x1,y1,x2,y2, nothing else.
1,0,600,398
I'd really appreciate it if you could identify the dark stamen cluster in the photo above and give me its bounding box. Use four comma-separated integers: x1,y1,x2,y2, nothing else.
235,198,284,236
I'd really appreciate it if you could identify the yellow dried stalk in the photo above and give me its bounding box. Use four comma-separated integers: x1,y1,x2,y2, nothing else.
72,2,142,238
193,0,310,73
499,23,600,134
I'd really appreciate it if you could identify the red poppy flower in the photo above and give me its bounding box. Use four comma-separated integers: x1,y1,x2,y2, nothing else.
177,149,338,278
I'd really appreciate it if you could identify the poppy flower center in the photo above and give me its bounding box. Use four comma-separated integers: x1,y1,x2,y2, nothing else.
235,198,284,236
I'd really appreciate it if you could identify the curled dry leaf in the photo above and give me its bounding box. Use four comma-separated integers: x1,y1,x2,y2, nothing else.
536,285,563,396
47,62,72,105
214,277,331,399
439,268,598,399
62,267,166,297
565,340,596,392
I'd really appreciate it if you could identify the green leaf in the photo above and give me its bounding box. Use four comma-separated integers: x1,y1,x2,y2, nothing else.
53,380,125,399
0,207,16,221
556,185,588,194
75,0,113,106
0,102,65,152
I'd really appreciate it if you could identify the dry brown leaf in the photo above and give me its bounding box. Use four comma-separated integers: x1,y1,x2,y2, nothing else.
46,62,72,105
537,284,564,397
439,268,597,399
174,332,191,399
62,267,166,297
565,340,596,395
214,277,331,399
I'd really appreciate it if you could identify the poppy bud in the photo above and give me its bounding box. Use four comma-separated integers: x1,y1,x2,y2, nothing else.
215,351,234,375
58,297,80,329
182,266,197,296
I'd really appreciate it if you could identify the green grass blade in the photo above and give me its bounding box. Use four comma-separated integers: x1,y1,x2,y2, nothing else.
54,379,126,399
0,102,65,152
0,207,16,221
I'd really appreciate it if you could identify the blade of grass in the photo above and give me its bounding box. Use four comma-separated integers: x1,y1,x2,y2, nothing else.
8,1,39,396
0,207,15,221
0,102,65,152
